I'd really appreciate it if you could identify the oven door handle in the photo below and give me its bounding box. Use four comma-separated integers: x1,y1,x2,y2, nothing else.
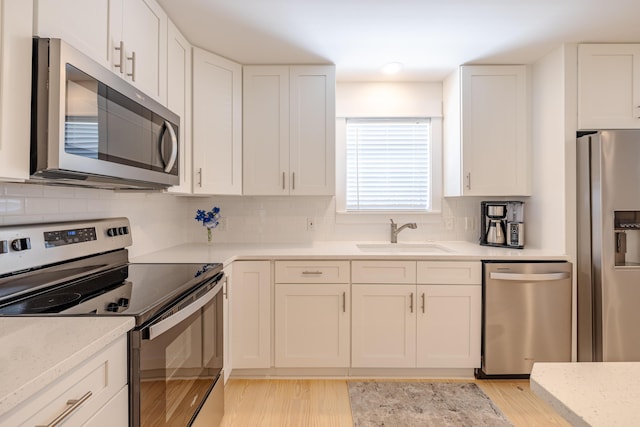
147,280,223,341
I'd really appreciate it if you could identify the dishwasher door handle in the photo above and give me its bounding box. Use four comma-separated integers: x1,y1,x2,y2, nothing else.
489,272,570,281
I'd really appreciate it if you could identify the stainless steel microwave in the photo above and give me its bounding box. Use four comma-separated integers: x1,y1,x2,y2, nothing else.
30,38,180,189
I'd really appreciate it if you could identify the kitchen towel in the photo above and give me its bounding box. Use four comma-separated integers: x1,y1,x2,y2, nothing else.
348,381,513,427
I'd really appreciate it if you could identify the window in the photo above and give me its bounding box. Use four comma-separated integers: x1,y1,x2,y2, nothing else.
345,118,431,211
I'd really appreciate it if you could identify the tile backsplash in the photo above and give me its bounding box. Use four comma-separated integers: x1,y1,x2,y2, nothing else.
0,182,190,257
186,195,485,245
1,182,489,257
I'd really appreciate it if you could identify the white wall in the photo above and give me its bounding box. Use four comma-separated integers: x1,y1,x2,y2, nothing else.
0,182,189,257
529,46,568,252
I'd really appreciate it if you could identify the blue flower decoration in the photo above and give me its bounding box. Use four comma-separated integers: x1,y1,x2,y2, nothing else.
195,206,221,229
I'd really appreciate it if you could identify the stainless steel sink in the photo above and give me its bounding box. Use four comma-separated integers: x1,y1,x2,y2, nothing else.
356,243,454,253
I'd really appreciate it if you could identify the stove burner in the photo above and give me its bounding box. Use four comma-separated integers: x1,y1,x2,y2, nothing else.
26,292,82,311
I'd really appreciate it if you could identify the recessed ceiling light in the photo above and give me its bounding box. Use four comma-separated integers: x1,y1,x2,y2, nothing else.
381,62,403,75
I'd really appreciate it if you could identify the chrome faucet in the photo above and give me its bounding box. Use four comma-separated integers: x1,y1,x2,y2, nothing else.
390,219,417,243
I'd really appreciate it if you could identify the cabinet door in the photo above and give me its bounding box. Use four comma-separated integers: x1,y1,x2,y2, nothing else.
34,0,111,68
446,65,530,196
192,48,243,195
117,0,167,103
166,21,192,194
275,284,349,367
243,66,290,195
0,0,32,182
231,261,271,369
416,285,481,368
222,267,231,383
351,284,416,368
578,44,640,129
289,66,336,195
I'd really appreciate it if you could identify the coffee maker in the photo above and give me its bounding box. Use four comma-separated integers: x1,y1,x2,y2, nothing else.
480,201,524,248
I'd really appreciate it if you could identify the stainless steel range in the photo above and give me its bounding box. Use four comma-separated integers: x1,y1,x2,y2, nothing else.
0,217,224,426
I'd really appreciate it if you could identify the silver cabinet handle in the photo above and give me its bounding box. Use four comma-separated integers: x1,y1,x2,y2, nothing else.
302,271,323,275
223,277,228,300
282,172,286,190
292,172,295,190
127,51,136,81
489,272,570,281
114,41,125,74
342,291,346,313
409,292,414,313
466,172,471,190
37,391,92,427
197,168,203,186
160,121,178,173
421,293,425,314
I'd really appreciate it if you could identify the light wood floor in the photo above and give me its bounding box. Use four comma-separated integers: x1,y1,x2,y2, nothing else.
220,378,570,427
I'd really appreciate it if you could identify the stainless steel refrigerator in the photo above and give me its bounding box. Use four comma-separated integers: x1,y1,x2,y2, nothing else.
577,130,640,362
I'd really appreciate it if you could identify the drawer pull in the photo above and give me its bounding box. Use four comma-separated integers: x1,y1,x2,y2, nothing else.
38,391,92,427
301,271,323,275
421,292,425,314
342,291,346,313
409,292,414,313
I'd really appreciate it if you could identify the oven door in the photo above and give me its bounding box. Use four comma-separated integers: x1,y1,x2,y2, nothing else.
130,279,224,427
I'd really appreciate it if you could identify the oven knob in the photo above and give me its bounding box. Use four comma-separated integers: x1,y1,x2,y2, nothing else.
117,297,129,308
118,227,125,235
11,238,31,251
106,302,120,312
107,228,116,237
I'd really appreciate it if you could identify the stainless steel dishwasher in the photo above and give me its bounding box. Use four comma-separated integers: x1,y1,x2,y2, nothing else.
478,261,572,378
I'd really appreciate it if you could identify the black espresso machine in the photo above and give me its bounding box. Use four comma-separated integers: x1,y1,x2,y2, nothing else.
480,201,525,248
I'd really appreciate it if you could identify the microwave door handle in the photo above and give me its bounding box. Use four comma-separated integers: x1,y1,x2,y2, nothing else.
160,121,178,173
147,280,223,340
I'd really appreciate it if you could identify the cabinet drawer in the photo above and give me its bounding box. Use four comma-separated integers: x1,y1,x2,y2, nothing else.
352,261,416,284
417,261,481,284
275,260,350,283
2,335,128,427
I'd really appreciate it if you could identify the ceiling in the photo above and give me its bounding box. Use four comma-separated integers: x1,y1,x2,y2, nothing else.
157,0,640,81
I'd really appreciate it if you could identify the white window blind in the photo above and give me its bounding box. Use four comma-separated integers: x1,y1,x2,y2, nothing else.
346,118,430,211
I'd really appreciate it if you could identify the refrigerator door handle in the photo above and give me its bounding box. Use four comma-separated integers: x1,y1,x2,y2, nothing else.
489,272,570,281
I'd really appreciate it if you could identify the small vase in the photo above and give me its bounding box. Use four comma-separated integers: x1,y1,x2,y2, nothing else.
207,228,212,244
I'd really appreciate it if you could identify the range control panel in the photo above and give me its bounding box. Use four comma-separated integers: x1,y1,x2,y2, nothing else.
0,217,132,277
44,227,97,248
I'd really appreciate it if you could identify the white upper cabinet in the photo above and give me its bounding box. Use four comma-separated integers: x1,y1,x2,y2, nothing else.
34,0,111,68
0,0,32,182
243,65,335,196
35,0,167,103
578,44,640,130
111,0,167,103
444,65,531,196
165,21,192,194
192,48,243,195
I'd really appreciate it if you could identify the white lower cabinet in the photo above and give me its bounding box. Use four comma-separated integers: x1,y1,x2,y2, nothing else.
222,266,231,383
351,260,481,369
231,261,271,369
416,284,481,368
351,284,416,368
274,260,350,368
275,283,350,367
1,335,128,426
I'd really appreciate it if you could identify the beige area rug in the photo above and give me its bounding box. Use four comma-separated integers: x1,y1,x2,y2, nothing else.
348,382,513,427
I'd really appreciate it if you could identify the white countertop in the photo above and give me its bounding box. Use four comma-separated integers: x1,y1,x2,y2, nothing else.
530,362,640,426
132,240,567,265
0,316,134,417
